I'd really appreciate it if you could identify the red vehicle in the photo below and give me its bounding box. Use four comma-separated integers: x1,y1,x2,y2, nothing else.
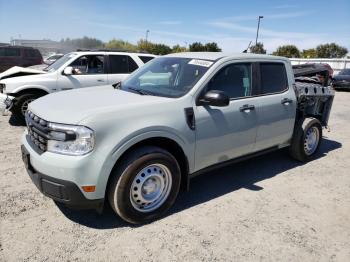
0,46,43,72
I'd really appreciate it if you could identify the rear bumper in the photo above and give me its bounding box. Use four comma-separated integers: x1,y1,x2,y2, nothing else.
21,145,104,210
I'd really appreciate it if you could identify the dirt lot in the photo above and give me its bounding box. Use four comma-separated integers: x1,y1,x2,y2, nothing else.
1,92,350,262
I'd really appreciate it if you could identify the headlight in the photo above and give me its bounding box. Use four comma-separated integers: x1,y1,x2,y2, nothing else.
47,123,94,156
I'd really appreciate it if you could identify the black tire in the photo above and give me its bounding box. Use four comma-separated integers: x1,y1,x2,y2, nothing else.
107,146,181,224
289,117,322,162
11,93,42,123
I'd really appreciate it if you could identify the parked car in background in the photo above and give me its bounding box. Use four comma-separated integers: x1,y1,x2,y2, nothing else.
332,69,350,90
21,53,334,224
43,53,64,65
0,50,156,121
0,46,43,72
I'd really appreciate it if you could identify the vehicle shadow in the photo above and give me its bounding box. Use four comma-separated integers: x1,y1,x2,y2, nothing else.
8,115,25,126
57,137,341,229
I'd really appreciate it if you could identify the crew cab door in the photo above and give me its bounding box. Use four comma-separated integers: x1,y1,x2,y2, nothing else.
194,62,259,171
253,62,296,152
106,55,139,85
58,54,107,91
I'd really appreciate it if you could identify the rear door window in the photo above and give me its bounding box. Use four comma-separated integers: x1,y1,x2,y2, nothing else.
0,48,21,56
259,63,288,94
109,55,139,73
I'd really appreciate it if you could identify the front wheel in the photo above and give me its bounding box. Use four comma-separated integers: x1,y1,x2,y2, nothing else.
108,146,181,224
289,117,322,162
12,93,42,123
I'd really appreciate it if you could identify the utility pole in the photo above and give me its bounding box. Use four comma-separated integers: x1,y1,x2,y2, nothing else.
145,30,150,44
255,16,263,46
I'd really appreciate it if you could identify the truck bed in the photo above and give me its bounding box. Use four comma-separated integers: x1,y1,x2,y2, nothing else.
294,77,335,126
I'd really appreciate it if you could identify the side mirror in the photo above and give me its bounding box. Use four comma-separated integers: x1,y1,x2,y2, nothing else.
199,90,230,107
63,66,74,75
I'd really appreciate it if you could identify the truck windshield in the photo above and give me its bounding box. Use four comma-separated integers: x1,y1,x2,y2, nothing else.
121,57,214,98
44,53,77,72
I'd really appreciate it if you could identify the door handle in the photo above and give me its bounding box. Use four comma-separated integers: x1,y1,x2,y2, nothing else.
281,98,293,105
239,104,255,112
97,79,105,82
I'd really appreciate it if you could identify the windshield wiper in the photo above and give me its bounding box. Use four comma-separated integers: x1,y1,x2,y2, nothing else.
127,87,150,95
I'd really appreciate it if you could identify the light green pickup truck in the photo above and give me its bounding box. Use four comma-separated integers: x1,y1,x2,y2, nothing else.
21,52,334,224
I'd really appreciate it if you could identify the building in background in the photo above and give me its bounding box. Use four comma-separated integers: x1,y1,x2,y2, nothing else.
10,39,72,57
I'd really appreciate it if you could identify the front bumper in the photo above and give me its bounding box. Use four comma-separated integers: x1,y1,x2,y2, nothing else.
21,135,104,210
0,93,14,115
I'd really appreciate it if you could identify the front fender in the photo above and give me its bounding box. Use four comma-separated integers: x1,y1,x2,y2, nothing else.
95,129,194,199
11,85,50,95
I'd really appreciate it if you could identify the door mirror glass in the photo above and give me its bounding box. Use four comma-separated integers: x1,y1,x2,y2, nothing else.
200,90,230,107
63,66,74,75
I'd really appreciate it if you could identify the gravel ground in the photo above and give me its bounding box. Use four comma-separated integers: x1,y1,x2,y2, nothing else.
1,92,350,262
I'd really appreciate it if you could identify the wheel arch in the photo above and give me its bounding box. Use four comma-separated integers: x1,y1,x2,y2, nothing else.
10,86,49,97
105,136,190,196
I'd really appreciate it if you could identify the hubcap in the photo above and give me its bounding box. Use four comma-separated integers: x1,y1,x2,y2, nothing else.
304,126,320,155
130,164,172,213
21,99,35,116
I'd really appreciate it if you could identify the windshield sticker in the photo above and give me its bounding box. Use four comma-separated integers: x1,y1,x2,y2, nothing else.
188,59,213,67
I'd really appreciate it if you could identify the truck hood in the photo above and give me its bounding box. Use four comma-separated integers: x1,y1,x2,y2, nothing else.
0,66,46,80
29,85,172,124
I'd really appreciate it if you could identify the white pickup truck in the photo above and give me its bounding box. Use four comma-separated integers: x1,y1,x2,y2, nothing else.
0,50,156,121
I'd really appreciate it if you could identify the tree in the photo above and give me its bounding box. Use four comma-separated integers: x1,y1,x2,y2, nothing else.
316,43,348,58
172,44,187,53
189,42,205,52
205,42,222,52
272,45,300,58
137,39,172,55
249,42,266,54
105,39,138,51
152,43,172,55
189,42,222,52
60,36,104,49
301,48,317,58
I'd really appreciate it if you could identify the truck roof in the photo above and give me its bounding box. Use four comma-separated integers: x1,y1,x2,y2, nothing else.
74,49,157,57
165,52,289,62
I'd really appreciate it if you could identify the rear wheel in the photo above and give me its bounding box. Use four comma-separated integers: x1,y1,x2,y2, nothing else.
11,93,43,123
108,146,181,224
289,117,322,162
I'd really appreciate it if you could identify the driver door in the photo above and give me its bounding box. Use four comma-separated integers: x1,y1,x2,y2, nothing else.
58,55,107,91
194,62,259,171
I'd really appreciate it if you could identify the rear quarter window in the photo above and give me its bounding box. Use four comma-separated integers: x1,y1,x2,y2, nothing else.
24,49,41,58
259,63,288,94
138,56,155,64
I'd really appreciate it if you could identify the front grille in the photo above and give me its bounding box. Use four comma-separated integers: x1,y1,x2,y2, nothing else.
25,111,49,154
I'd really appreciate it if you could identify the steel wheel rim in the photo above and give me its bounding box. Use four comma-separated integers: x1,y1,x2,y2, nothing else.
304,126,320,155
21,99,34,116
130,164,172,213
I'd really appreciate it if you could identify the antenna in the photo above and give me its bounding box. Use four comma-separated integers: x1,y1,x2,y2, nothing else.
243,41,252,53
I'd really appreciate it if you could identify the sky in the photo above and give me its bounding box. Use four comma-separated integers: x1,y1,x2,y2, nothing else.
0,0,349,53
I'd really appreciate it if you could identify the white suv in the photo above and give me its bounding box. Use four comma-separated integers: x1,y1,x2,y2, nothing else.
0,50,156,121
